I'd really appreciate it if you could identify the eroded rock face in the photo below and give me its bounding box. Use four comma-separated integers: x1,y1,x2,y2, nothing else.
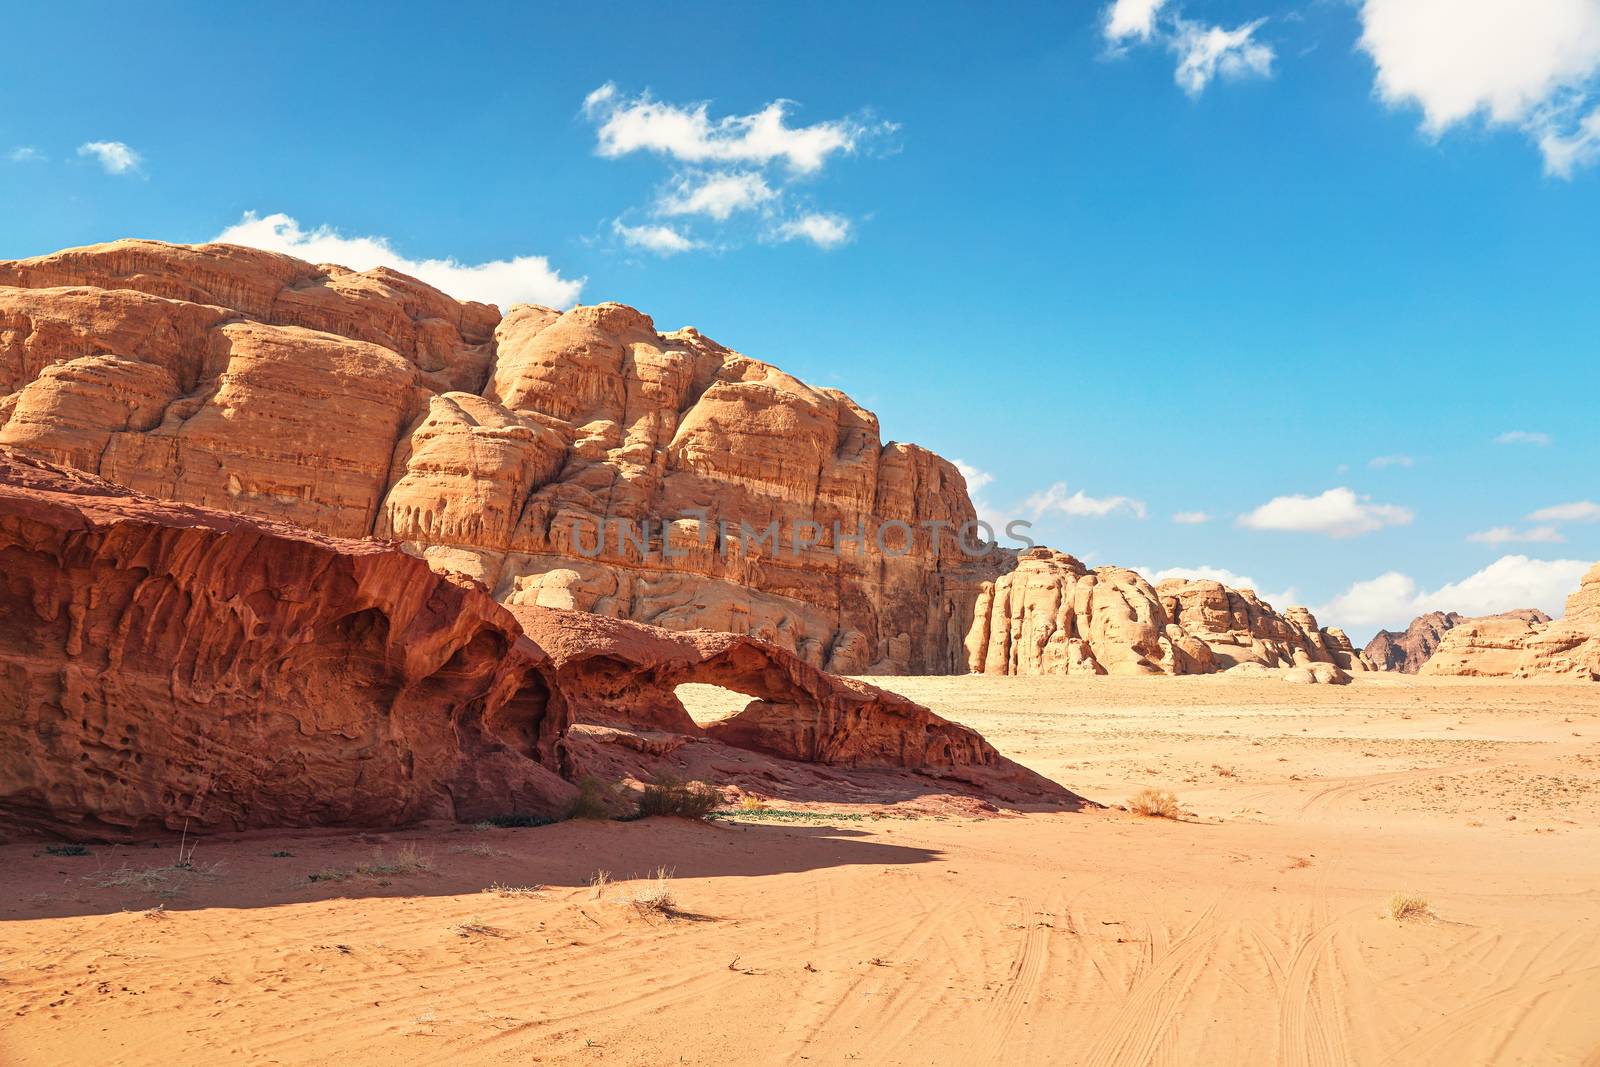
1420,570,1600,680
1364,609,1551,673
0,450,1069,839
0,241,1000,675
964,551,1372,676
0,448,570,840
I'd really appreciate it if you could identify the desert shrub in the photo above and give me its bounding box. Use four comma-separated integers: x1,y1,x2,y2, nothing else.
567,775,623,820
480,812,559,829
628,867,678,918
637,774,719,819
45,844,90,857
1387,892,1432,921
1128,788,1181,819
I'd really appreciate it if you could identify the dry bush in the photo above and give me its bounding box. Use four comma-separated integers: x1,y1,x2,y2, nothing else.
589,869,611,900
451,916,505,938
737,794,767,812
485,882,543,898
1387,892,1432,921
449,843,507,858
1212,764,1237,778
93,860,224,898
628,867,678,919
637,775,719,819
1128,788,1181,819
567,775,624,820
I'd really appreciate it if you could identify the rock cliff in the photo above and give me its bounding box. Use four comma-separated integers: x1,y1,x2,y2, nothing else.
964,549,1371,677
1364,608,1551,673
0,449,1069,840
1420,567,1600,680
0,240,1001,675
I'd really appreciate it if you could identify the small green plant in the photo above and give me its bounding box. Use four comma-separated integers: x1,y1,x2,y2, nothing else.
637,774,719,819
45,844,90,857
479,812,559,828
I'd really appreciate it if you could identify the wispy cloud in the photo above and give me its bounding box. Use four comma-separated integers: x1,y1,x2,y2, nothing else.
1239,487,1413,538
7,146,43,163
612,220,702,256
1368,454,1415,469
1527,500,1600,523
77,140,141,174
1171,510,1211,525
584,83,893,256
1102,1,1275,95
212,211,582,309
1495,430,1552,446
1467,525,1565,545
1027,482,1147,520
771,212,851,249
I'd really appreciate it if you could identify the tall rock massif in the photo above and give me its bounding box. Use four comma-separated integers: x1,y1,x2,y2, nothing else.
1364,609,1552,674
1420,567,1600,680
0,240,999,674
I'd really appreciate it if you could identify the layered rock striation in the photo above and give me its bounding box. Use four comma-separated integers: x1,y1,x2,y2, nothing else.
0,450,1068,840
1364,609,1551,674
0,240,1001,675
964,549,1371,677
1420,568,1600,680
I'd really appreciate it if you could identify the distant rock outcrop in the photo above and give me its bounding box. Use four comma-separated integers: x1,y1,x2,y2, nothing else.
0,449,1069,841
1365,608,1551,673
0,240,1002,675
963,549,1370,678
1420,569,1600,680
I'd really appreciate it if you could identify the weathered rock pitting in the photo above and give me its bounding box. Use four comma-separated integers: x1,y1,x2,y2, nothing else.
0,240,999,675
0,450,1070,840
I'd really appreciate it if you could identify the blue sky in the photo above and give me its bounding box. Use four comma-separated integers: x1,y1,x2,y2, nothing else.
3,0,1597,640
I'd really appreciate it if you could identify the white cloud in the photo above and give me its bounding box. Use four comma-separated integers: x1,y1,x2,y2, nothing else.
583,83,888,174
1495,429,1553,446
1368,454,1415,469
7,146,43,163
1238,487,1413,538
772,212,852,249
1318,555,1596,630
77,140,141,174
954,460,1007,533
1528,500,1600,523
657,171,776,220
1105,0,1169,43
1172,510,1211,524
612,220,702,256
1170,19,1275,95
1468,525,1565,545
1027,482,1147,520
1357,0,1600,176
212,211,582,309
953,460,994,493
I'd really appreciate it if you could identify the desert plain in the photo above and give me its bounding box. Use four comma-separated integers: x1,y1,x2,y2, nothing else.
4,673,1598,1067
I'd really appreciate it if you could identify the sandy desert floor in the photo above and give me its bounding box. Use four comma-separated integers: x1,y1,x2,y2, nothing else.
4,674,1600,1066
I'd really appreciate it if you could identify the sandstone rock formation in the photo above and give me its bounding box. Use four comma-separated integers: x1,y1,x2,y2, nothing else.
964,549,1371,677
0,450,1070,840
1364,609,1552,673
1420,569,1600,680
0,240,1001,676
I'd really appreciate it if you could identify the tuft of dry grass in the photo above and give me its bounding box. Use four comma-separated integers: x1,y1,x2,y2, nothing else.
1212,764,1237,778
737,794,767,812
627,867,678,919
637,775,719,820
92,860,224,898
449,843,508,858
1128,788,1182,820
567,775,624,820
451,916,506,938
1387,892,1433,922
589,869,612,900
485,882,543,898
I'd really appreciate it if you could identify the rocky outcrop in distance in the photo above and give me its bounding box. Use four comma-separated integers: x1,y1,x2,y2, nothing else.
0,240,1003,676
1364,609,1552,674
964,548,1373,678
1420,567,1600,680
0,450,1072,841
